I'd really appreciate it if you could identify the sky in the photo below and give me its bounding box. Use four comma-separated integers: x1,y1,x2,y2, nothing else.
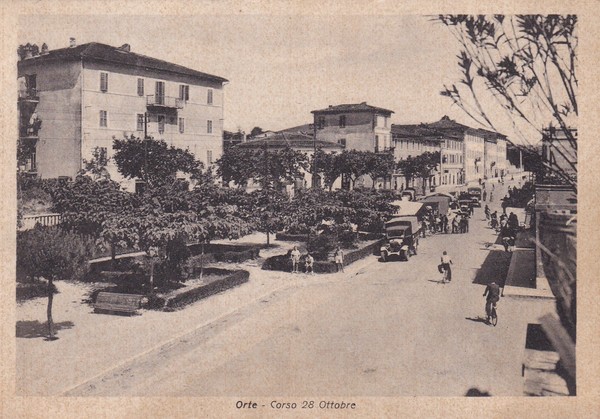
17,14,536,142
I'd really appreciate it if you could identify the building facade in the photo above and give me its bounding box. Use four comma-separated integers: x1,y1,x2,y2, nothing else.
311,102,393,153
17,41,227,189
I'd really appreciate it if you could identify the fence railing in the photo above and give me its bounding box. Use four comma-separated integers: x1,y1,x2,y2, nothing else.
19,213,62,231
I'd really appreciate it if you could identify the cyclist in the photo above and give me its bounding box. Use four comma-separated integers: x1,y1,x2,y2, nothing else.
440,250,453,283
483,281,500,324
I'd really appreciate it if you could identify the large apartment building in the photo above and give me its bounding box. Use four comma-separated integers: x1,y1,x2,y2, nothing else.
17,40,228,189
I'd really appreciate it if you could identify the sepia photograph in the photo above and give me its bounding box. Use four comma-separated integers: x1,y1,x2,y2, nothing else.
4,2,596,416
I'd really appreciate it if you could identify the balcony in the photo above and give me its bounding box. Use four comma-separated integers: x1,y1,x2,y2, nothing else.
19,118,42,140
18,88,39,104
146,95,183,109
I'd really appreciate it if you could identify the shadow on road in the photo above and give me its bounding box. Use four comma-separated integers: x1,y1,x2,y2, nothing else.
16,320,74,339
472,230,512,287
465,316,489,324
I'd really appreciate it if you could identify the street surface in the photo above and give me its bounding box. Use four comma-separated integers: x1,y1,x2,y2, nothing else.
69,177,556,396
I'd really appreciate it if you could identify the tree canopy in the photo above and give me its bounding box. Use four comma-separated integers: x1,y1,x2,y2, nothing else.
112,135,204,188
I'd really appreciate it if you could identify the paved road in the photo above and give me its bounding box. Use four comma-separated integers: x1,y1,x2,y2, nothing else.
74,180,555,396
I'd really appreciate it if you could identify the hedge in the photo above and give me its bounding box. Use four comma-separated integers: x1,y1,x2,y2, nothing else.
275,232,309,242
16,280,58,302
276,231,382,242
163,269,249,310
262,239,383,274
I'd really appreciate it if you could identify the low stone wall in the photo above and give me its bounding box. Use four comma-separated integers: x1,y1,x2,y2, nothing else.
262,240,383,274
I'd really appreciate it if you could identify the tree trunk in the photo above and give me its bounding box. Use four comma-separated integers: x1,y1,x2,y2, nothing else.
200,242,205,280
46,278,55,339
266,231,271,246
110,242,116,270
149,259,155,291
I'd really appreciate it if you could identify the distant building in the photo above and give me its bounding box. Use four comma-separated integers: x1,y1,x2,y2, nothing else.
235,129,344,193
223,130,246,149
311,102,393,153
17,41,228,190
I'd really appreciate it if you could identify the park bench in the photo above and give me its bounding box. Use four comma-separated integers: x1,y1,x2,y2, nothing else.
94,292,144,316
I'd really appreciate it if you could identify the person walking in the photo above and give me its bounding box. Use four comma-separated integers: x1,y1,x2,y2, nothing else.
334,247,344,273
489,191,494,202
290,246,301,273
482,190,487,202
304,252,314,275
440,250,453,283
442,214,449,234
484,204,490,220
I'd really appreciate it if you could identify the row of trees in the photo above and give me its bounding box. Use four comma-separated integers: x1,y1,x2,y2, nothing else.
216,146,436,192
18,136,402,338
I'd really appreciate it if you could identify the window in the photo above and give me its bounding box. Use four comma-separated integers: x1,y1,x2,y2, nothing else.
317,116,325,129
99,110,107,127
339,115,346,128
207,150,213,164
207,89,213,104
179,117,185,133
137,114,144,131
100,72,108,92
158,115,165,134
137,78,144,96
207,120,213,134
155,81,165,105
179,85,189,101
338,138,346,147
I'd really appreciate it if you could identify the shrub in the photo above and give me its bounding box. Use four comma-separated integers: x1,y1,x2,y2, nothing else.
16,280,58,302
307,233,338,261
16,225,95,283
164,269,249,309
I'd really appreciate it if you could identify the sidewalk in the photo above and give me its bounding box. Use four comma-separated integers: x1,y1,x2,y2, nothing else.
16,234,379,396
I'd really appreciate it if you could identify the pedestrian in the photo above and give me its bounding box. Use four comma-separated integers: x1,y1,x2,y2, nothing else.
442,214,449,234
452,215,459,234
489,191,493,202
305,252,314,275
421,219,428,237
290,246,301,273
334,247,344,273
482,190,487,202
484,204,490,220
440,250,453,282
483,281,501,323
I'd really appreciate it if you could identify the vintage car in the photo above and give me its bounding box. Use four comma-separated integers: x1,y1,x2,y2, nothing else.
467,186,482,207
380,216,421,262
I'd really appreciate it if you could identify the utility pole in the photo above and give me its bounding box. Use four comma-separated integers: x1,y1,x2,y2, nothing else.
312,119,317,188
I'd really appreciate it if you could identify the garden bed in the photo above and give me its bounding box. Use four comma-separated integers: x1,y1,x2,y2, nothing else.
161,268,249,310
262,239,383,274
276,231,383,242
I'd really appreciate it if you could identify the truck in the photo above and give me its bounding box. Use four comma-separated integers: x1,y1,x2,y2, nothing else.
380,216,421,262
467,186,482,207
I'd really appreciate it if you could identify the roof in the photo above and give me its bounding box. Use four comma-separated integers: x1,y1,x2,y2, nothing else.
390,124,445,142
392,116,506,142
18,42,228,84
391,200,425,217
311,102,394,115
236,132,344,150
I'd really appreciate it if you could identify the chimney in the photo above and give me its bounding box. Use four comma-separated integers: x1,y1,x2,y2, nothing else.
41,43,49,54
69,37,76,48
118,43,131,52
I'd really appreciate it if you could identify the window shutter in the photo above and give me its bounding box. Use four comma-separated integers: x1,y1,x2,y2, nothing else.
100,72,108,92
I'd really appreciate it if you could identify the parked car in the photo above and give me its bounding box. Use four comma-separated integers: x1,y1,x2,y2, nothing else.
380,216,421,262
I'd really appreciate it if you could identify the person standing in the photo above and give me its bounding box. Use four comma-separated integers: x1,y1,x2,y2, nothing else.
334,247,344,273
290,246,301,273
440,251,453,283
482,190,487,202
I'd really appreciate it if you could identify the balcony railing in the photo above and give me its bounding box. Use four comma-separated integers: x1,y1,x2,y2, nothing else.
18,88,39,102
146,95,183,109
